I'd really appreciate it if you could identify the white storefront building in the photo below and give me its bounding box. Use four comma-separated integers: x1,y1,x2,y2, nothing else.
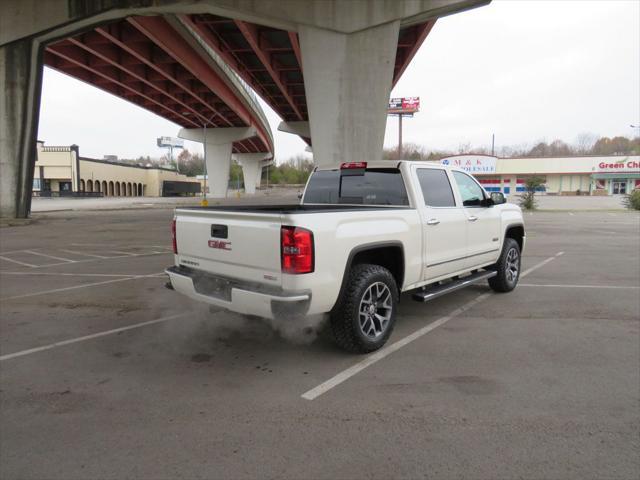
440,154,640,196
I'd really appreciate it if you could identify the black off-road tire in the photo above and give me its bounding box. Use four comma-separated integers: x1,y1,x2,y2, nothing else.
330,264,399,354
488,238,521,293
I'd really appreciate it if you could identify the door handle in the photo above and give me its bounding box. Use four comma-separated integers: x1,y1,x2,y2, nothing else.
468,215,478,222
426,218,440,225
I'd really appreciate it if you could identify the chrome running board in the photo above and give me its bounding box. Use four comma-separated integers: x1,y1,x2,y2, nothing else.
412,270,497,303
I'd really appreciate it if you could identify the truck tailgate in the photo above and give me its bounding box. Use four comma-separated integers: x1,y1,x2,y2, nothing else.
174,208,283,286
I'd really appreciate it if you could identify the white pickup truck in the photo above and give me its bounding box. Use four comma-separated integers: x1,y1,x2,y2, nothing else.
166,161,525,353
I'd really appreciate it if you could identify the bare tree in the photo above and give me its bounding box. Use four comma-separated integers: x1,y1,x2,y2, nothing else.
457,142,472,154
575,132,598,154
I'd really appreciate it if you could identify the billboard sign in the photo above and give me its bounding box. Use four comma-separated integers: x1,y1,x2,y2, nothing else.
388,96,420,114
440,155,497,174
157,136,184,148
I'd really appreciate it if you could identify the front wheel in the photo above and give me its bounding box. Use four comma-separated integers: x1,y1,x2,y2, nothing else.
488,238,521,292
330,264,398,353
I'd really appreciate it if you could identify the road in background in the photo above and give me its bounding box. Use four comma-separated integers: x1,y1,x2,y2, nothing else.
30,187,301,212
30,189,629,212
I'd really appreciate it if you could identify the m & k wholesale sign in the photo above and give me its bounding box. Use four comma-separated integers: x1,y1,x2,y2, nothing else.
440,155,498,174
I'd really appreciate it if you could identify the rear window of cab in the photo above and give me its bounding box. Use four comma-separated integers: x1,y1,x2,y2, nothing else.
303,168,409,206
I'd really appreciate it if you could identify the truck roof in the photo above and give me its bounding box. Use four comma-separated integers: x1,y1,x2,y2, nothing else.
314,160,461,171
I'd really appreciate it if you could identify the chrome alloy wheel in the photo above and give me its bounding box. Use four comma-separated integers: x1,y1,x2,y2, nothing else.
505,247,520,283
358,282,393,339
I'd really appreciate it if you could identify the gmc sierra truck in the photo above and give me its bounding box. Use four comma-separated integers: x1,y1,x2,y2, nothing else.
166,161,525,353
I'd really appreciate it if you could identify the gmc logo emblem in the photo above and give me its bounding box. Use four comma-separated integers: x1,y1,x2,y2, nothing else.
208,240,232,251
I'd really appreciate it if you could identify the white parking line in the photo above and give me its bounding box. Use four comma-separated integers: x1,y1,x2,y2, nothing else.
301,252,565,401
0,273,164,301
302,293,492,401
59,249,109,259
107,250,137,256
0,255,38,268
23,250,76,263
520,251,564,277
521,283,639,289
11,251,169,269
0,271,140,278
0,312,188,362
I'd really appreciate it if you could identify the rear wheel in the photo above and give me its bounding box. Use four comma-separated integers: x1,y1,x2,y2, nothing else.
488,238,521,292
330,264,398,353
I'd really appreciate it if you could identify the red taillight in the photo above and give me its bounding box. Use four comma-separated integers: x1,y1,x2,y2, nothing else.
171,218,177,254
281,226,314,274
340,162,367,169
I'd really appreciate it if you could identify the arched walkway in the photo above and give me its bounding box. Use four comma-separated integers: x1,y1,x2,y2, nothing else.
127,182,132,196
87,180,93,192
115,182,121,196
80,179,85,192
108,181,114,196
138,183,143,196
102,181,108,195
94,180,100,193
121,182,126,196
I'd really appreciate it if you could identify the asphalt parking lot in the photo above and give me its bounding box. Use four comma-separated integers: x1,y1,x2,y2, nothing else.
1,206,639,479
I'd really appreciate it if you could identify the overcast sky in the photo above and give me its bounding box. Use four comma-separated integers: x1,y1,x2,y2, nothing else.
37,0,640,162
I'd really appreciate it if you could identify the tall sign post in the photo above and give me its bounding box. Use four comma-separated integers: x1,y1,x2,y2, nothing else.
387,97,420,159
156,136,184,170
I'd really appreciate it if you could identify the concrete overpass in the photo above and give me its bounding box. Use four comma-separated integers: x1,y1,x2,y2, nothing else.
44,14,274,199
182,13,438,146
1,0,490,218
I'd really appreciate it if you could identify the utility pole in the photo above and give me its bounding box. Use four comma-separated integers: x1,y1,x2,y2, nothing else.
157,137,183,171
491,133,495,156
398,114,403,159
202,123,208,206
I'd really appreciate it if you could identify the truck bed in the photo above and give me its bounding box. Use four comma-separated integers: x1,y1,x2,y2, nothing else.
176,204,414,214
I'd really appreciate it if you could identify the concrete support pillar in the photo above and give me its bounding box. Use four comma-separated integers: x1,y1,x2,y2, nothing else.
178,126,258,198
234,153,270,194
254,165,262,188
0,39,43,218
205,142,233,198
298,21,400,167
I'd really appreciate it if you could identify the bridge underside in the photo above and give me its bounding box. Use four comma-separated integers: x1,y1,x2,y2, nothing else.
186,14,436,145
1,0,489,218
44,15,271,155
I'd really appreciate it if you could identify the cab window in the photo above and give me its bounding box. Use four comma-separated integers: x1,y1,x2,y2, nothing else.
303,168,409,206
453,171,485,207
416,168,456,207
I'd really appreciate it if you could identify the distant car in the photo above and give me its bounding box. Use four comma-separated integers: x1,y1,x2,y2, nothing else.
167,161,525,353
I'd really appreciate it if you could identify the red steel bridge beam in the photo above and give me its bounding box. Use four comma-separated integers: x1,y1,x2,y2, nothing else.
392,19,437,87
180,15,291,123
233,20,304,121
127,16,273,153
64,37,215,128
44,45,202,129
93,25,232,128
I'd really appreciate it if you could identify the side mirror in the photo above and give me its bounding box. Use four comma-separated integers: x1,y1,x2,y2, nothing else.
490,192,506,205
297,192,303,200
